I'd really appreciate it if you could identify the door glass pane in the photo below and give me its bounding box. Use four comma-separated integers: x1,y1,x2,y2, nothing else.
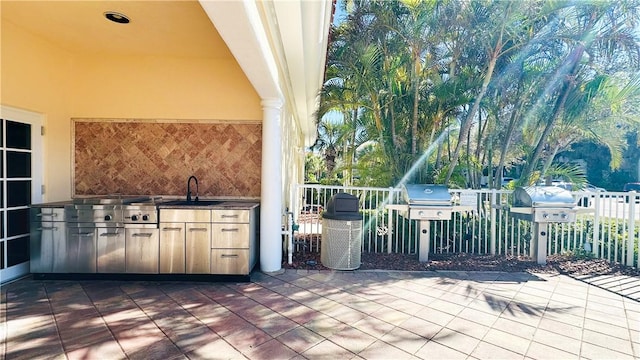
0,181,3,208
6,151,30,178
6,120,31,150
0,211,4,237
7,181,30,207
0,150,3,177
7,208,29,237
0,118,3,147
0,241,4,269
7,236,29,266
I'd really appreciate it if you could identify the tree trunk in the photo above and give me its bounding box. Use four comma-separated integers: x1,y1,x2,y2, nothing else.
445,37,502,184
520,45,585,181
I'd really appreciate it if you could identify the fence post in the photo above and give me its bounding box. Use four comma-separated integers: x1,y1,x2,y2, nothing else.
592,193,601,258
490,189,497,255
627,191,636,266
387,187,394,254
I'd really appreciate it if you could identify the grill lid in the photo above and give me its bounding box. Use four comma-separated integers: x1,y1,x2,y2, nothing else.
402,184,452,206
513,186,576,208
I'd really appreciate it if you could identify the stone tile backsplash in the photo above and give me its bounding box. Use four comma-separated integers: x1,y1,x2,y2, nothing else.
73,119,262,198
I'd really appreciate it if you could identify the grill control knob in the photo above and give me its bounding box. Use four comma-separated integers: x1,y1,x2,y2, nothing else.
131,215,139,221
104,215,112,221
142,214,149,221
543,213,549,219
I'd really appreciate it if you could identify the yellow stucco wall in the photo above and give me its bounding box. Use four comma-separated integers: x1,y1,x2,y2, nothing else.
1,20,262,201
71,55,261,120
1,20,74,201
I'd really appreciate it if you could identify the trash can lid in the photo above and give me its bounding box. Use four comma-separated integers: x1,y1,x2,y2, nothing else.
323,192,363,220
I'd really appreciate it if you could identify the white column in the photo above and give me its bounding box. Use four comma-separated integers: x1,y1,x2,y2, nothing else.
260,98,283,273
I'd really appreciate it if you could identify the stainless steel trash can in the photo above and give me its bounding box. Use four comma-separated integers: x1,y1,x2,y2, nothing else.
321,193,363,270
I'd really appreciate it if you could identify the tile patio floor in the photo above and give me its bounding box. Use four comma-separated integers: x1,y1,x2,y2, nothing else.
2,269,639,359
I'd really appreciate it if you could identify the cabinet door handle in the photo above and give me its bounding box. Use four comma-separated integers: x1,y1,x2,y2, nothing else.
37,213,59,218
78,232,94,237
221,254,239,258
37,226,58,231
162,227,182,231
100,233,120,237
132,233,154,237
221,214,239,218
221,228,239,232
189,228,208,232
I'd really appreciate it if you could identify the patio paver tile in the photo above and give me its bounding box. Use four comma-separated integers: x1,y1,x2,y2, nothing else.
414,339,468,360
328,326,378,354
531,328,581,355
184,336,246,359
302,339,354,359
580,341,637,360
445,316,490,340
277,326,326,354
456,307,499,328
357,339,416,359
481,328,531,355
581,328,635,355
351,315,396,339
398,316,443,340
379,326,428,355
431,327,481,355
583,317,630,340
470,340,524,360
536,317,583,340
243,338,298,360
525,341,579,360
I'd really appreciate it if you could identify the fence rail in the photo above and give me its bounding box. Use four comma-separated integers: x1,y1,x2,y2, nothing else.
291,184,640,269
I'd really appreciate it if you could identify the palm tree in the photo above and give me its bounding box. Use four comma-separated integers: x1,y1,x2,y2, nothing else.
519,1,640,182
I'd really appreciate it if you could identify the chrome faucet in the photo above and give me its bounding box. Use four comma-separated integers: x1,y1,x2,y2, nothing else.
187,176,199,202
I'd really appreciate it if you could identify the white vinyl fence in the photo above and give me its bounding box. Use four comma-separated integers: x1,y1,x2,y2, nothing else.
290,184,640,269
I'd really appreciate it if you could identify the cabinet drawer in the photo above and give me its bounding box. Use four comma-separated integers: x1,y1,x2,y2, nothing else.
211,249,249,275
212,223,249,248
160,209,210,222
212,209,249,223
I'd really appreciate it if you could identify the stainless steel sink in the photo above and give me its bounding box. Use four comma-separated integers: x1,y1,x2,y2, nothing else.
161,200,223,206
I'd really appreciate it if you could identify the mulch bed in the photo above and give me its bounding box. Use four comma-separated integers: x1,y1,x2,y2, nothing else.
282,251,640,277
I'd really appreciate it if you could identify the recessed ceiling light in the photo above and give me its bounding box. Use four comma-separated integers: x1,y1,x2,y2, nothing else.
104,11,130,24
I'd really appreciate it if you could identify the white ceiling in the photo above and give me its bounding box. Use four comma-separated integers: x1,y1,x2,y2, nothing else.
0,0,232,58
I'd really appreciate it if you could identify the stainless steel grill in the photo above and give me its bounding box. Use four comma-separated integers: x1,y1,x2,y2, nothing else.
398,184,455,262
63,196,159,273
511,186,577,223
509,186,579,265
401,184,453,220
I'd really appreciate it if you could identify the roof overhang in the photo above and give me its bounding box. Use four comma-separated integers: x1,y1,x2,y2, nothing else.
199,0,332,147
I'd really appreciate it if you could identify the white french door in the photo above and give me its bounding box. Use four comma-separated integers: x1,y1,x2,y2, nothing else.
0,106,43,284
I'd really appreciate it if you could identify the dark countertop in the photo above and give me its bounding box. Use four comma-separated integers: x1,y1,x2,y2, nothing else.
157,200,259,210
31,198,259,210
30,201,73,208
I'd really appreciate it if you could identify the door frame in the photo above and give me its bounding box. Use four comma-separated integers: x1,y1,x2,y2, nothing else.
0,105,44,283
